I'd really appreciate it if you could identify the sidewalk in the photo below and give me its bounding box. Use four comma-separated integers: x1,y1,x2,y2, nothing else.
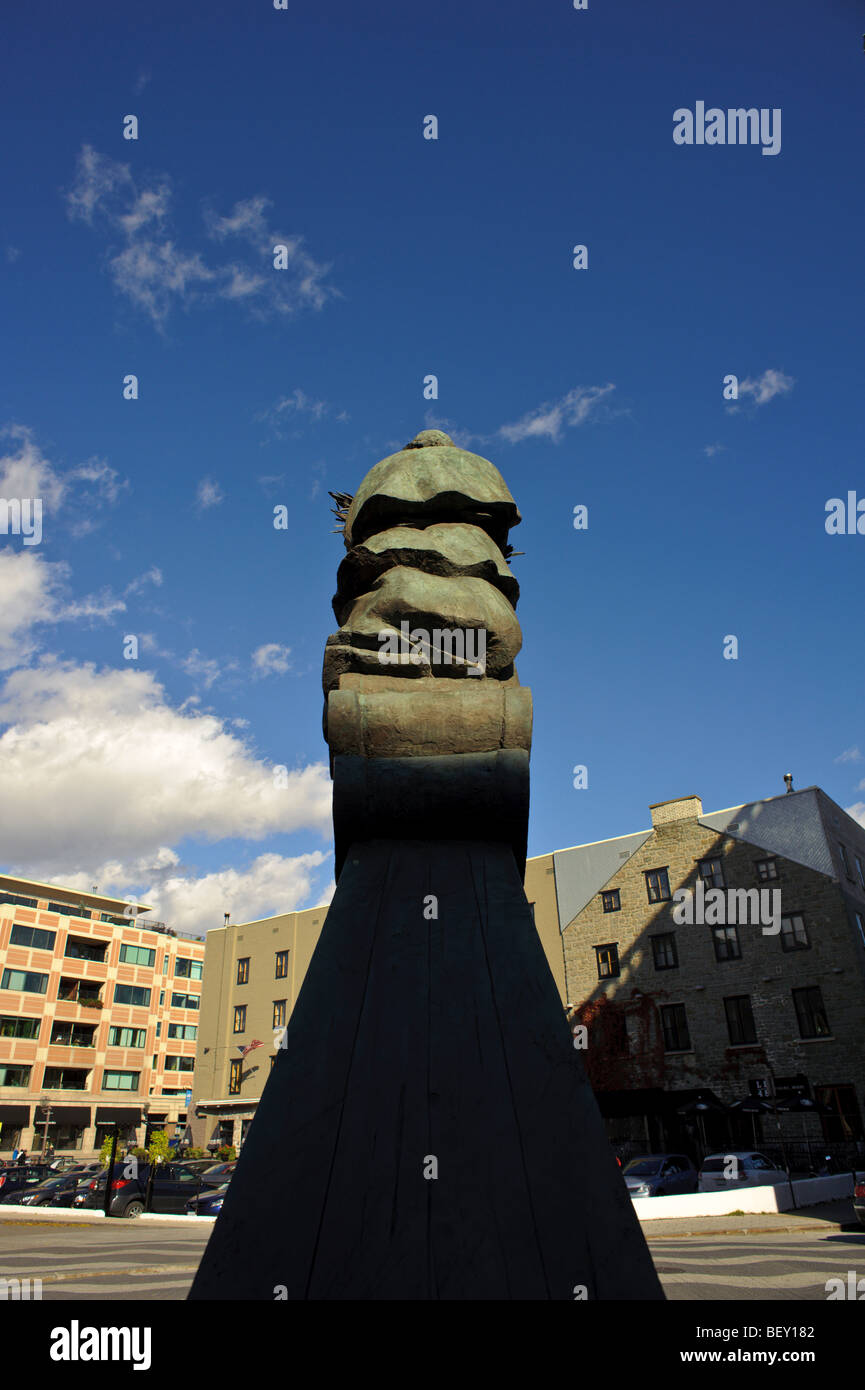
642,1197,863,1239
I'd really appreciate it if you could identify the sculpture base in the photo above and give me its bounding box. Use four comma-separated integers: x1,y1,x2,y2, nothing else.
188,840,663,1301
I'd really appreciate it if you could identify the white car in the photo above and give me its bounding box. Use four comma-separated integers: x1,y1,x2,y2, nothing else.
698,1151,788,1192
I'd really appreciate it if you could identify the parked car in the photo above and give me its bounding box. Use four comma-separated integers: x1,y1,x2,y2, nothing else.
698,1151,788,1192
1,1172,84,1206
854,1181,865,1227
623,1154,698,1198
185,1182,229,1216
0,1164,53,1200
198,1160,237,1187
74,1162,207,1218
171,1158,216,1175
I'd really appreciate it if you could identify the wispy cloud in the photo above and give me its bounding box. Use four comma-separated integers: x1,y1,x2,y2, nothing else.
425,384,617,450
65,146,338,327
835,746,862,765
195,478,224,511
703,443,725,458
727,368,795,413
256,387,349,444
124,566,163,598
252,643,292,678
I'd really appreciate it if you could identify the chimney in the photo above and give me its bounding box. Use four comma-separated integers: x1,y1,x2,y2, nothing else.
649,795,703,829
784,773,794,794
224,912,230,927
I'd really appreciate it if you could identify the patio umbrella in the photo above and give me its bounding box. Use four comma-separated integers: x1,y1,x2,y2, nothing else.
728,1096,796,1209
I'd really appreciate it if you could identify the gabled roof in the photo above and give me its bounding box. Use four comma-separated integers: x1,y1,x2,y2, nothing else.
698,787,835,878
553,830,653,932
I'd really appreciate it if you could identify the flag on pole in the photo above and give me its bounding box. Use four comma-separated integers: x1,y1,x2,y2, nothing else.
238,1039,263,1057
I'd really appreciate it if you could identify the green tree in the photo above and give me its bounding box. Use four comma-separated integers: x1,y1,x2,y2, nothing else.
147,1131,171,1165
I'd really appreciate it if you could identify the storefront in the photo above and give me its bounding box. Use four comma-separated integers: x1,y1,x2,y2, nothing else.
32,1104,91,1154
0,1104,30,1153
94,1106,142,1151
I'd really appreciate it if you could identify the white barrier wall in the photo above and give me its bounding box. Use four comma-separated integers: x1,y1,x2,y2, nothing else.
633,1170,864,1221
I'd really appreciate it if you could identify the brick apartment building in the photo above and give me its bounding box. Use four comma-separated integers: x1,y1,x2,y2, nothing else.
0,874,205,1157
524,784,865,1161
188,905,326,1151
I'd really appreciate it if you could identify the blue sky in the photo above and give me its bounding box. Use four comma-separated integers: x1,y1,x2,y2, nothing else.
1,0,863,934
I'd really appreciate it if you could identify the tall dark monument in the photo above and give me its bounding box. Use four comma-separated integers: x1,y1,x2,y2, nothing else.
189,431,663,1300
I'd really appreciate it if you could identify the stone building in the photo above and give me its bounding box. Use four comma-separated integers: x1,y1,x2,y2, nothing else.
524,785,865,1162
0,874,204,1157
188,906,326,1151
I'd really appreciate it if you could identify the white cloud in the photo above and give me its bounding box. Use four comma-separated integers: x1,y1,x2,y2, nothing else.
124,566,163,597
6,247,20,264
835,747,862,765
137,851,330,936
0,430,126,539
252,643,292,677
180,648,228,689
734,369,795,408
195,477,224,510
703,443,725,458
0,551,124,670
845,802,865,829
66,146,337,326
0,660,332,875
497,384,616,444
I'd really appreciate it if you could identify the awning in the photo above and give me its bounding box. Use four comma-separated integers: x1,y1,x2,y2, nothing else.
0,1105,31,1124
95,1107,142,1125
33,1105,91,1126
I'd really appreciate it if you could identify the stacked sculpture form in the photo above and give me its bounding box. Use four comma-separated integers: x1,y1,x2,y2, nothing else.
189,430,663,1301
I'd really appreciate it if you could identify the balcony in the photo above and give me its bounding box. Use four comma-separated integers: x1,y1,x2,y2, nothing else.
57,978,103,1008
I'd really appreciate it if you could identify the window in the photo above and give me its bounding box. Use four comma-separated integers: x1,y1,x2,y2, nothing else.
711,925,741,961
114,984,151,1007
164,1056,193,1072
229,1059,242,1095
857,857,865,891
64,936,107,963
0,1015,40,1040
724,995,758,1045
163,954,169,974
270,1055,277,1070
856,913,865,949
0,893,37,909
793,986,831,1039
594,944,620,980
10,923,56,952
46,901,81,917
167,1023,197,1040
0,1064,31,1086
237,957,250,985
58,978,101,1005
645,868,671,903
275,950,289,978
601,890,621,913
159,991,165,1007
233,1005,247,1033
102,1070,140,1091
119,943,156,968
1,968,48,995
175,958,203,979
50,1022,96,1047
660,1004,690,1052
272,999,287,1028
651,932,678,970
171,992,200,1011
43,1066,90,1090
839,844,853,879
755,858,778,882
698,858,725,889
155,1022,161,1037
780,915,810,952
108,1026,146,1048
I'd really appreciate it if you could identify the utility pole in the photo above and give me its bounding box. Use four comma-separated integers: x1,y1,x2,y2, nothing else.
39,1100,52,1159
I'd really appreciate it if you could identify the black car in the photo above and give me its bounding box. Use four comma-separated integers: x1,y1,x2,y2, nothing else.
0,1164,53,1201
74,1162,207,1218
185,1182,230,1216
2,1172,84,1207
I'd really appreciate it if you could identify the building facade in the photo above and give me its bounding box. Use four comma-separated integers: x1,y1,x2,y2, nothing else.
525,786,865,1161
0,874,205,1157
188,906,326,1151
